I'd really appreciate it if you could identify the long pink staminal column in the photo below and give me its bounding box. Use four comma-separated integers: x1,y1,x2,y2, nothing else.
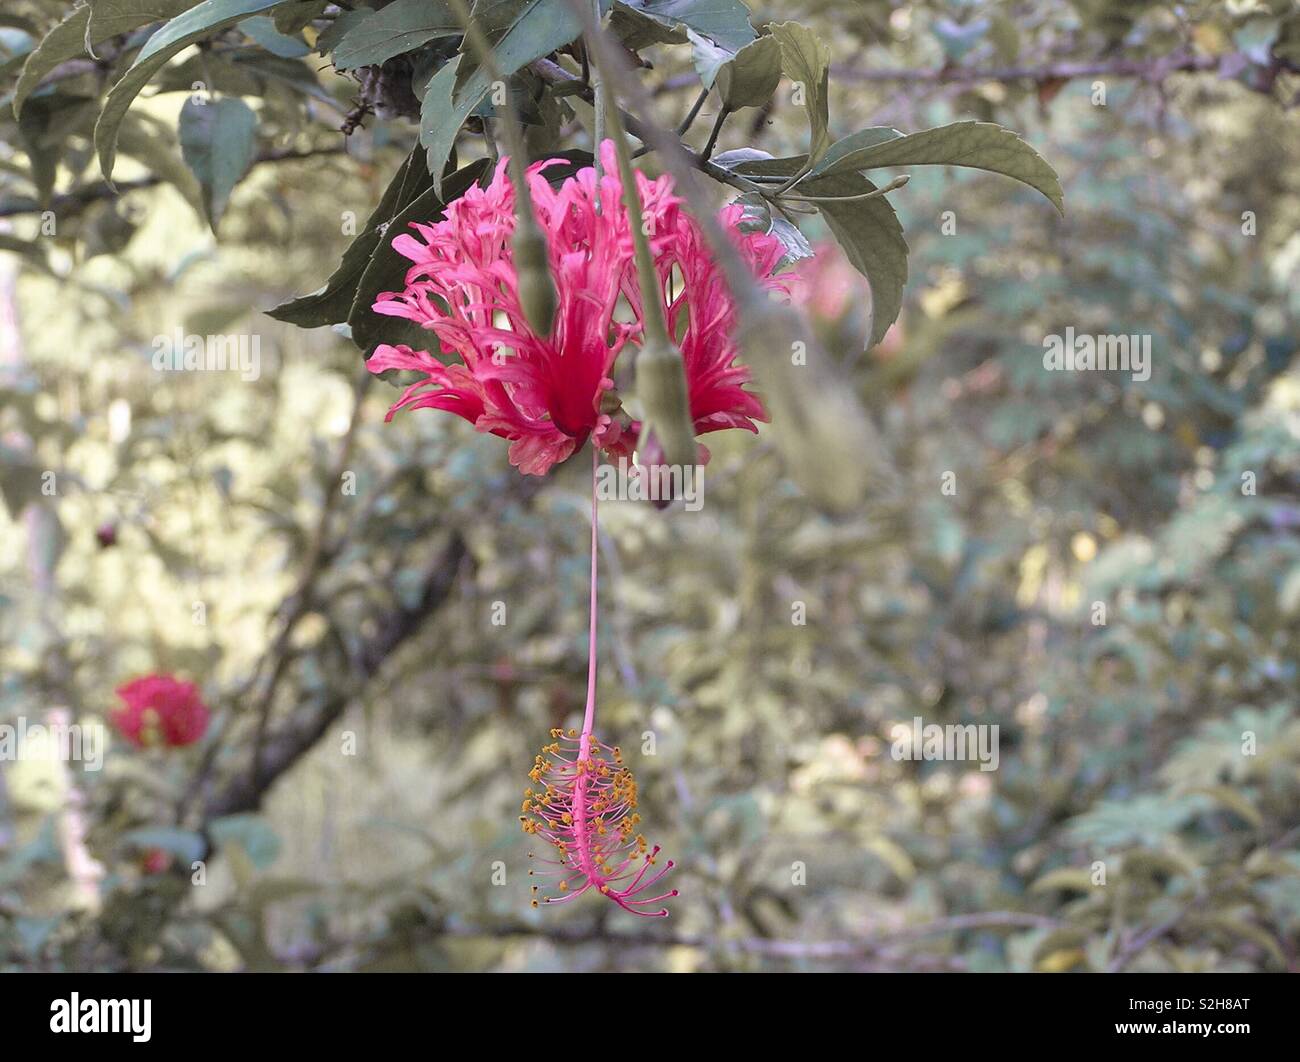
520,450,678,917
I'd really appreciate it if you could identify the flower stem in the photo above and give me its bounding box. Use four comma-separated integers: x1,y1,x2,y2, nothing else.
581,447,600,744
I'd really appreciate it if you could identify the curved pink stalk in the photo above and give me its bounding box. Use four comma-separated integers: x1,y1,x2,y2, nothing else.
521,450,678,917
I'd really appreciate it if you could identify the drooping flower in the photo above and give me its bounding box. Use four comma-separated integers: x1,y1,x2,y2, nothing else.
522,727,677,917
367,146,794,919
366,141,794,475
111,674,210,748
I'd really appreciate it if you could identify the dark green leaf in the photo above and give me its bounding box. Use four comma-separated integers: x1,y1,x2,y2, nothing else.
329,0,459,71
314,7,369,54
731,156,907,347
347,158,490,355
418,59,465,195
268,147,433,327
13,8,88,117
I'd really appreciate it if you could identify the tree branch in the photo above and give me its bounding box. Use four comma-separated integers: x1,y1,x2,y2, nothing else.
201,531,470,822
831,50,1292,87
0,145,351,221
307,910,1065,971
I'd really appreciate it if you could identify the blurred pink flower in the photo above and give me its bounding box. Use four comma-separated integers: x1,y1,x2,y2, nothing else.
792,239,866,321
367,142,792,475
112,674,210,749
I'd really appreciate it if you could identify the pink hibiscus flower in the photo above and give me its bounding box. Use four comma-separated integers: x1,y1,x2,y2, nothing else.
366,142,793,475
111,674,210,748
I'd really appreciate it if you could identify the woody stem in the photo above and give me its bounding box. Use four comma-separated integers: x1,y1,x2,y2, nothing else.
594,38,671,345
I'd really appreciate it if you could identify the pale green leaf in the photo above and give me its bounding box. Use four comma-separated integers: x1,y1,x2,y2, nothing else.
93,0,281,182
178,95,258,229
811,120,1065,214
770,21,830,162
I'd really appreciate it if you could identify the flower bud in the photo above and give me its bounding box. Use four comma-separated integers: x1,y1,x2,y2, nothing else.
635,335,698,471
512,215,557,337
735,299,892,514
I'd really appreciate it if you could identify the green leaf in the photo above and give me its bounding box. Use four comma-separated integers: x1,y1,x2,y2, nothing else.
272,0,326,35
15,3,199,116
931,15,989,62
120,826,206,864
94,0,282,183
314,7,369,54
732,193,812,268
13,7,88,117
418,59,465,195
769,21,831,162
420,0,579,193
451,0,581,100
813,126,902,168
209,814,281,869
238,14,311,58
715,32,781,111
810,120,1065,214
329,0,459,71
86,0,202,41
178,95,258,229
617,0,755,51
807,171,909,347
726,153,907,346
687,28,731,86
347,158,490,355
268,147,433,327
